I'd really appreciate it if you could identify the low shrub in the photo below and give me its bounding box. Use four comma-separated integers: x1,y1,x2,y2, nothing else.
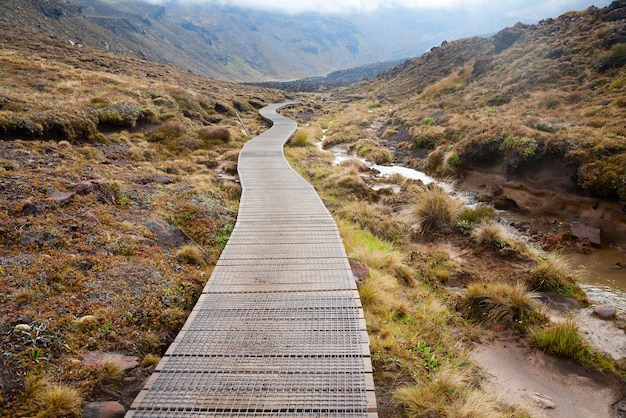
97,104,145,128
460,205,496,223
148,120,187,143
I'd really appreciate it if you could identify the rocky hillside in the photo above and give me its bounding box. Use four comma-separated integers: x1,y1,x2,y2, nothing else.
337,0,626,245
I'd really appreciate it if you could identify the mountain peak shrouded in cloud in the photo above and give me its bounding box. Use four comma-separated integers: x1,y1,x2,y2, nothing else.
141,0,611,17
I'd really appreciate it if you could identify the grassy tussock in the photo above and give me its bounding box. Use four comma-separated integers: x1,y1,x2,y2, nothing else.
528,253,588,301
176,245,206,265
348,140,393,164
394,365,503,418
471,221,531,258
420,64,473,100
463,282,545,331
414,186,463,234
322,167,372,199
289,129,310,147
141,353,162,368
338,201,412,244
22,376,83,418
340,219,414,285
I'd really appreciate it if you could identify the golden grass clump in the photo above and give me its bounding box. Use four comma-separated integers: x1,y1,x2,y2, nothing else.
95,359,125,383
528,253,587,301
427,250,456,283
176,244,206,265
289,129,310,147
394,365,475,417
414,186,463,234
141,353,162,367
322,167,372,199
420,64,473,100
463,282,544,331
348,140,393,164
22,376,82,418
471,221,530,257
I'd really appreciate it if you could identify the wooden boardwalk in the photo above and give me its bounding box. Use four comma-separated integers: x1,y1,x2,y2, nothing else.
127,103,377,417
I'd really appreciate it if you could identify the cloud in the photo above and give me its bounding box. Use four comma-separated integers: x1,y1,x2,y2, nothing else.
143,0,491,15
141,0,609,16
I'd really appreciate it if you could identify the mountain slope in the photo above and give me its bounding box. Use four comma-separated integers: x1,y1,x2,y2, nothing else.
335,1,626,243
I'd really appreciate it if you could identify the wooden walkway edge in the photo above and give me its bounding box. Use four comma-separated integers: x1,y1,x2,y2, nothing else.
126,103,377,417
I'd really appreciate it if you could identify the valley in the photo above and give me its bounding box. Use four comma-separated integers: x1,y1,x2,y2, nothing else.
0,0,625,417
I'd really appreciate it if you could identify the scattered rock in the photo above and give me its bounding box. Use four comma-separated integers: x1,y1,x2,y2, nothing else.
75,180,96,195
82,401,126,418
47,190,75,204
77,260,95,271
144,219,196,250
349,259,369,285
82,351,140,371
593,305,617,320
18,230,61,248
571,222,604,247
531,392,557,409
75,181,117,205
21,202,41,216
14,324,31,333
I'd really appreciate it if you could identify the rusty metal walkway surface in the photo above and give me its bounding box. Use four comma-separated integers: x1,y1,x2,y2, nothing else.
127,103,377,417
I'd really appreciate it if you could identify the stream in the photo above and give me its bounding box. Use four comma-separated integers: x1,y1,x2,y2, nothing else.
320,141,626,315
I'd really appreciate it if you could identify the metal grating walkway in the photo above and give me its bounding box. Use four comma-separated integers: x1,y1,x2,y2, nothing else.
126,103,377,417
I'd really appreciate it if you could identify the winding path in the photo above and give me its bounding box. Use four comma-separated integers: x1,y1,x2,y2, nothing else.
127,103,377,416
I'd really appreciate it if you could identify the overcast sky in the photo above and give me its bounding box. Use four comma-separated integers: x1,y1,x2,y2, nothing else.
143,0,611,18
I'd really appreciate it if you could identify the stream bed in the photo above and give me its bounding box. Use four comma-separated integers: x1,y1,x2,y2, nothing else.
322,141,626,315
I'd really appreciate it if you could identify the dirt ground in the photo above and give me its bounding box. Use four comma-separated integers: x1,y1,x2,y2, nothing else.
472,334,626,418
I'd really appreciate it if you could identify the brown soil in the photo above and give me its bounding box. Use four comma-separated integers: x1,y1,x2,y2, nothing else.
472,334,626,418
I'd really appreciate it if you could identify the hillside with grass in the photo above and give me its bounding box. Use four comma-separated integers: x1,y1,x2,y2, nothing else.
0,20,292,416
335,1,626,245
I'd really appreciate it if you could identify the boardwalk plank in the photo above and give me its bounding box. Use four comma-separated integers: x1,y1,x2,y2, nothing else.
126,103,377,417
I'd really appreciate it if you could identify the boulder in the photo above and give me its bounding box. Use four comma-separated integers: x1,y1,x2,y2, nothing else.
19,230,61,248
82,401,126,418
75,181,117,205
47,190,75,204
571,222,604,247
349,259,369,285
531,393,556,409
21,202,41,216
593,304,617,320
144,219,196,250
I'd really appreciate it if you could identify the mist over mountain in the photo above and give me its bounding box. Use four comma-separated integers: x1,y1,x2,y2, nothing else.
0,0,614,81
